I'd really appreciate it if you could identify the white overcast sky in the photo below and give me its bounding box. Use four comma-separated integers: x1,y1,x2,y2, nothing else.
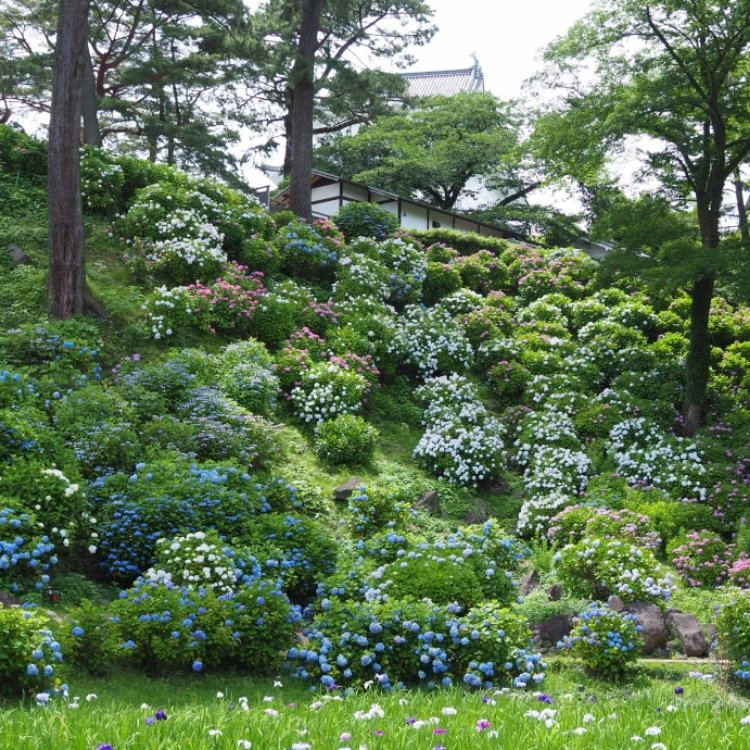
398,0,595,99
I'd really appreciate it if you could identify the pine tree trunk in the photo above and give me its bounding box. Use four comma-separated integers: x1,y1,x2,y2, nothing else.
48,0,90,319
81,44,102,147
288,0,324,222
683,273,715,436
283,108,293,177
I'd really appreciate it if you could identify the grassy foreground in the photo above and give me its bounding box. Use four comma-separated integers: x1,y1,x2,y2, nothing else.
1,663,748,750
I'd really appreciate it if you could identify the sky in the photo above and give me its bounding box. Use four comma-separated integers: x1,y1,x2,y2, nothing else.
397,0,595,100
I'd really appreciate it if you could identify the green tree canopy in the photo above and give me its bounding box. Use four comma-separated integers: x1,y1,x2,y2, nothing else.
245,0,435,175
316,91,523,211
532,0,750,434
0,0,250,177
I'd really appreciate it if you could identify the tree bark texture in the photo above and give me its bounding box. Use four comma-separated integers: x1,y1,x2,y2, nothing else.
683,273,715,436
48,0,91,319
288,0,324,222
81,44,102,146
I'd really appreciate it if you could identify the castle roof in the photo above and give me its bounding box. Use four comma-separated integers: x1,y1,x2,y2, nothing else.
402,63,485,98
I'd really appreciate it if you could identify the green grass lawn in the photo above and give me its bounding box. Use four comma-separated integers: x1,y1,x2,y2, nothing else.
2,663,748,750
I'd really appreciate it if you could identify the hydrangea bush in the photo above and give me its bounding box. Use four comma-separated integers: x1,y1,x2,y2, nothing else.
669,531,735,587
290,362,368,424
389,305,473,377
0,607,62,696
608,418,707,501
287,597,543,691
114,575,298,675
314,414,379,465
555,537,675,604
558,604,642,677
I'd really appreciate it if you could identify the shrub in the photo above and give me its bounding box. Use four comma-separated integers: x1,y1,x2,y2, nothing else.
414,414,506,486
0,607,61,696
115,359,196,409
0,322,103,392
371,553,485,609
314,414,379,465
117,179,264,276
248,281,312,349
451,602,536,689
175,387,277,466
423,262,463,304
238,235,280,274
333,250,390,301
414,374,505,486
374,237,427,304
522,445,592,498
233,513,338,602
514,589,590,627
408,228,508,256
90,459,280,581
517,492,575,539
487,360,531,406
58,600,119,675
668,531,734,587
556,537,675,604
291,362,368,424
388,305,473,377
143,285,194,340
558,604,642,677
80,146,124,214
345,485,413,538
0,506,58,594
456,250,508,294
289,597,453,689
218,339,279,414
148,530,261,593
0,124,48,177
0,462,88,547
275,220,339,279
608,418,707,502
114,575,296,675
289,596,541,691
623,497,720,543
185,263,267,334
333,201,399,241
546,505,662,551
729,559,750,588
716,589,750,681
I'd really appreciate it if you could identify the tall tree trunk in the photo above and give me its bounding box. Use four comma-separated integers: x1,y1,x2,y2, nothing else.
683,273,715,436
48,0,90,319
81,44,102,146
683,198,719,436
734,169,749,243
288,0,324,222
283,108,293,177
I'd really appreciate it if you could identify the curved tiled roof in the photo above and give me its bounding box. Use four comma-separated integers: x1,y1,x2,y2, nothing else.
402,63,485,98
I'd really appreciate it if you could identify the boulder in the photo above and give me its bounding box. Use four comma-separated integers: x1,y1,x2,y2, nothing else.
6,243,31,266
485,480,510,496
665,611,709,657
533,615,572,647
520,570,540,596
607,595,625,612
547,584,564,601
627,600,668,654
463,499,490,525
415,490,440,513
0,590,22,607
333,477,363,501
